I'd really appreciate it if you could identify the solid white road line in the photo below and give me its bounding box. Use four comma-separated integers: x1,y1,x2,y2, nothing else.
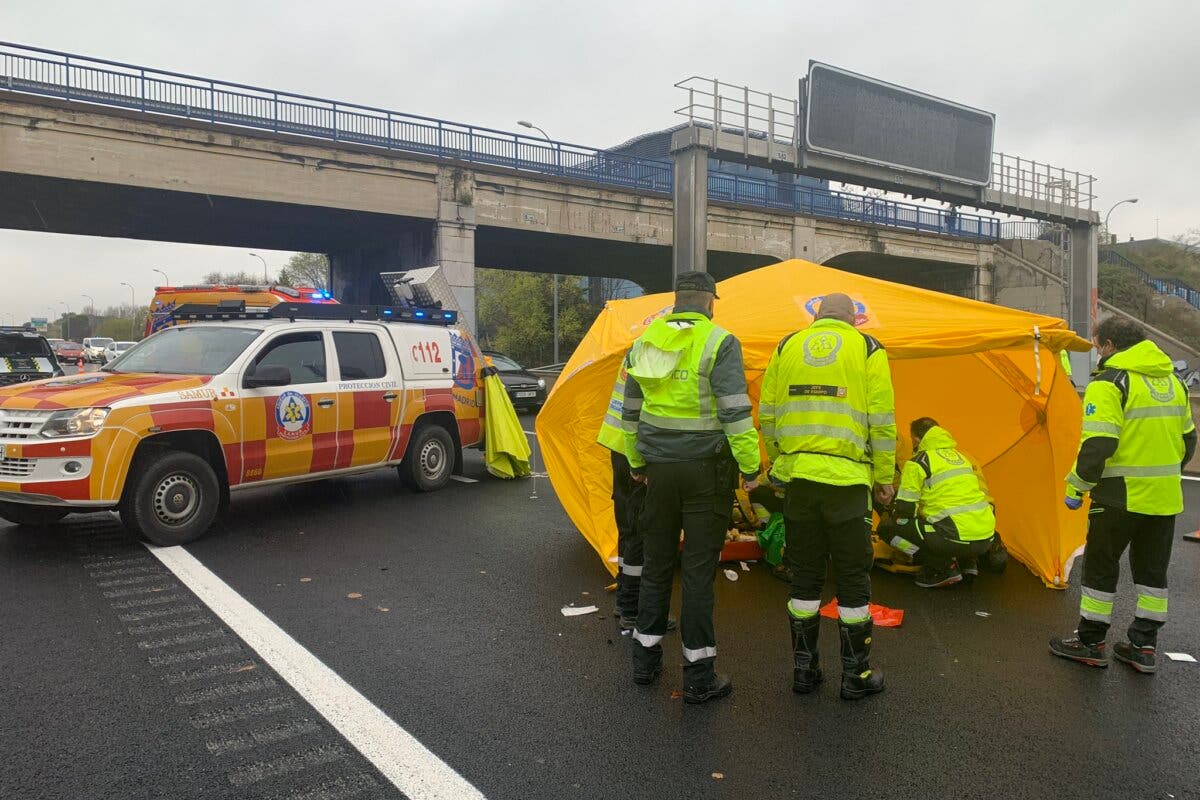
450,475,478,484
522,430,537,436
148,545,486,800
1184,475,1199,483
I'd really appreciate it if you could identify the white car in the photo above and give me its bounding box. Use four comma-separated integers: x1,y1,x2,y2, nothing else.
82,337,114,363
101,340,137,364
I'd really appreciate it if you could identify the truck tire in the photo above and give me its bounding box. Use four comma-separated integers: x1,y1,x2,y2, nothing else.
0,502,69,527
121,450,221,545
400,424,455,492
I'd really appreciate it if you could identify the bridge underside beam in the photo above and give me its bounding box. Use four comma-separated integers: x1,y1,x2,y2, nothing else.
0,172,414,252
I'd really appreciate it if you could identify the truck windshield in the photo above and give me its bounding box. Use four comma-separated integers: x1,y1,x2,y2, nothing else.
0,334,54,359
105,326,261,375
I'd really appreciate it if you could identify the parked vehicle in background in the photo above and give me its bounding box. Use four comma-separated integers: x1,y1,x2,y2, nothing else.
146,284,336,337
101,341,137,364
82,337,115,363
482,351,546,412
52,341,84,363
0,327,64,386
47,338,64,348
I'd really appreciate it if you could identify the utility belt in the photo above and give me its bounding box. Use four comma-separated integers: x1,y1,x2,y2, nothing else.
779,448,871,466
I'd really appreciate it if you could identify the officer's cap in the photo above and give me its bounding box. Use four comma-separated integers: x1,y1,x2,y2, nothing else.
674,271,719,299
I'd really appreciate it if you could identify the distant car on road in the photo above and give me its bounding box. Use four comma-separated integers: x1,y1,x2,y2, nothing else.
483,351,546,412
101,341,137,364
0,327,63,386
82,337,115,363
53,341,84,363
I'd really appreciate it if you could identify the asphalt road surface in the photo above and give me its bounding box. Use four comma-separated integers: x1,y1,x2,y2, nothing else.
2,421,1198,800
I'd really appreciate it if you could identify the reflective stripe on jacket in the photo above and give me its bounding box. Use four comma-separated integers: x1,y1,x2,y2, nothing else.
596,363,627,453
622,311,761,477
896,426,995,541
759,318,896,487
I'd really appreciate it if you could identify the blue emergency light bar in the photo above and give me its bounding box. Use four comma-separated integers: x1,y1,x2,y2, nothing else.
172,302,458,326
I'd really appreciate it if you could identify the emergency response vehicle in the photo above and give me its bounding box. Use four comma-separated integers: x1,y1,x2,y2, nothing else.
145,283,337,337
0,302,485,545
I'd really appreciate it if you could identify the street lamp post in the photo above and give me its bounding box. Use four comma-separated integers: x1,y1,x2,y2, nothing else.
153,268,170,287
81,294,95,338
120,282,137,340
518,120,561,363
248,253,269,284
1103,198,1139,242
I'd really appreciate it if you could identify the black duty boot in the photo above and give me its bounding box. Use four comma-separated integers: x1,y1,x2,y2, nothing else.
1113,641,1156,674
1048,635,1109,667
632,642,663,685
789,615,823,694
839,620,885,700
683,670,733,705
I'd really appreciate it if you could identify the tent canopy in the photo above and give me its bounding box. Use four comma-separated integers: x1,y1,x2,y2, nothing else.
537,260,1092,588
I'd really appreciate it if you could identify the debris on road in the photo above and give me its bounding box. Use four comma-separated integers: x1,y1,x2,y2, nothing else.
712,772,724,780
1166,652,1196,662
724,569,739,582
739,561,750,572
347,592,362,599
561,605,599,617
975,611,991,618
605,582,617,592
377,607,390,613
299,577,312,583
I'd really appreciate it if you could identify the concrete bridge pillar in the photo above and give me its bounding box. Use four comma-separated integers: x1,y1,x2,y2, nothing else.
328,168,478,333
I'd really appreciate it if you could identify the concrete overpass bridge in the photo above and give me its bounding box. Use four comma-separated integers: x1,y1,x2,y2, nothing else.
1,43,1009,330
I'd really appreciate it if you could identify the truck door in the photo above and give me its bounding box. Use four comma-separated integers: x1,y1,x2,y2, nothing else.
239,330,339,482
331,328,401,468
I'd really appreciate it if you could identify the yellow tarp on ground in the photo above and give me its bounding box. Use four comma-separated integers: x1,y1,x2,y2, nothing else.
536,259,1093,588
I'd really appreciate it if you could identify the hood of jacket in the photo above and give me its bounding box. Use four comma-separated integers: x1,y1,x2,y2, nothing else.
625,312,711,388
916,425,957,452
1100,339,1175,378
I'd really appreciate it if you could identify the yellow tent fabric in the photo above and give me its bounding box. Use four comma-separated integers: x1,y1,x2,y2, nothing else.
537,259,1093,588
483,368,532,479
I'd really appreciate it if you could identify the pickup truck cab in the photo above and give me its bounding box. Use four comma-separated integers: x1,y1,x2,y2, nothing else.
0,303,484,544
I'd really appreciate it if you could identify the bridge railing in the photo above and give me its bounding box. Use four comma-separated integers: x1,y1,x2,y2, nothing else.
1,41,1000,242
1098,249,1200,311
0,41,674,193
708,172,1000,240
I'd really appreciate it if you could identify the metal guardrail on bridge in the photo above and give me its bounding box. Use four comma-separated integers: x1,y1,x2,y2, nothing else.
0,41,997,242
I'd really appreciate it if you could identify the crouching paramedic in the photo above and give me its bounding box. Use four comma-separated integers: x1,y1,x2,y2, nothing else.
880,417,997,589
759,292,896,701
622,271,761,704
1051,318,1196,674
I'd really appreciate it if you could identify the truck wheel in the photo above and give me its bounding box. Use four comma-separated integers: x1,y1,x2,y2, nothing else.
121,451,220,545
0,502,69,527
400,424,455,492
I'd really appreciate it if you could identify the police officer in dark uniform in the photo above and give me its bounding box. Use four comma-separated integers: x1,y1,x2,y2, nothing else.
621,272,762,704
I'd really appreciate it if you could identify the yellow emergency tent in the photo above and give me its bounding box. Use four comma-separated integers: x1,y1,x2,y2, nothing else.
536,259,1093,588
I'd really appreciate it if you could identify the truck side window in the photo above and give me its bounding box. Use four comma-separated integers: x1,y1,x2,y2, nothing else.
334,332,386,381
250,332,326,385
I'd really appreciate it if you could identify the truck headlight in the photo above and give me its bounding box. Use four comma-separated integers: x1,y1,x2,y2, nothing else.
40,407,111,438
537,378,546,389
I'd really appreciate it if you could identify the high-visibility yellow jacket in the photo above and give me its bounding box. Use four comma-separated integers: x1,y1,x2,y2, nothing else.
622,311,761,478
1067,339,1197,515
759,318,896,487
596,362,627,453
894,425,995,541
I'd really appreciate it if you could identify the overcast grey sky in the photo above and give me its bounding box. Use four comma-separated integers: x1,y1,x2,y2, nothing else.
2,0,1197,327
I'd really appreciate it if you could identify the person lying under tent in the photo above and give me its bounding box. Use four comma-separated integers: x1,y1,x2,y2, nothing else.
877,417,999,588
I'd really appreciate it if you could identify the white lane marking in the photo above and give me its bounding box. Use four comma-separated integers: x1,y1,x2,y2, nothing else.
522,430,537,436
148,544,487,800
450,475,478,484
1183,475,1199,482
